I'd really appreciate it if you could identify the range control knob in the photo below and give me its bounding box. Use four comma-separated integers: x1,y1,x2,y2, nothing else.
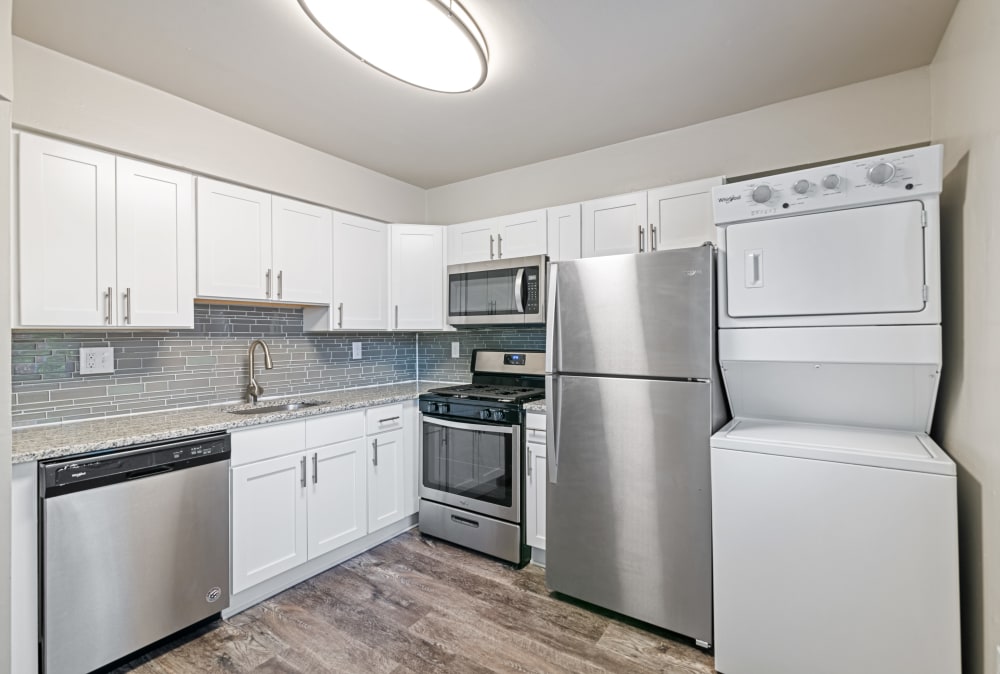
867,161,896,185
428,402,439,414
479,409,492,420
821,174,841,190
792,179,810,194
491,409,506,422
751,184,772,203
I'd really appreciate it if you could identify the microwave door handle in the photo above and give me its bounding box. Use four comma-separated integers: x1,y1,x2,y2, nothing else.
514,268,525,313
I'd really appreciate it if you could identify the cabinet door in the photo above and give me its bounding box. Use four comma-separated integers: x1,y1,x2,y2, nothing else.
17,134,116,326
581,191,649,258
333,213,389,330
447,219,496,264
231,453,308,594
390,225,444,330
547,203,582,262
526,442,547,550
647,176,724,251
196,177,272,300
495,209,547,259
368,429,405,532
272,196,332,304
116,158,195,327
308,438,367,559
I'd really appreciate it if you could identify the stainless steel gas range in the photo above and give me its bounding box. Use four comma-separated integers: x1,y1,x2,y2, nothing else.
418,349,545,566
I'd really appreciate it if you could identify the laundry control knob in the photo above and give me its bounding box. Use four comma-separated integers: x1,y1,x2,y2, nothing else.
867,162,896,185
792,179,810,194
821,174,841,190
751,184,772,203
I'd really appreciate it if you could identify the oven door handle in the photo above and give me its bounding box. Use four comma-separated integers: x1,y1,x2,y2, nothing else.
513,268,525,313
422,415,516,435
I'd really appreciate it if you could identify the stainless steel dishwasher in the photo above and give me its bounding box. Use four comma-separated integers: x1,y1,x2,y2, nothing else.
40,432,231,674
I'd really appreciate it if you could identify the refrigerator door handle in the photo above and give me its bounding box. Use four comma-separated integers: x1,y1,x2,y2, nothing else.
545,263,559,373
546,374,559,483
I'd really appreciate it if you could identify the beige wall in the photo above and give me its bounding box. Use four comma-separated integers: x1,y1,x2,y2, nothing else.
11,38,426,224
425,68,931,224
930,0,1000,672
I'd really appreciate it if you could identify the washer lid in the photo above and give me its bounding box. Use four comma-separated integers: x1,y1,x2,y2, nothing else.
711,418,955,476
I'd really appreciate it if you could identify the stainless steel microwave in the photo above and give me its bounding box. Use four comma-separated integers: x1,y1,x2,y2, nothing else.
447,255,547,326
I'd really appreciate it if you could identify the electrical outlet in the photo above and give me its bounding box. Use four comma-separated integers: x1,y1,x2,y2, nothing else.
79,347,114,375
452,341,460,358
352,342,362,360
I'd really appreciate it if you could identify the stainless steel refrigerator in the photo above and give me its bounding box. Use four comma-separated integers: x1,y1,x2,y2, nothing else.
544,244,727,647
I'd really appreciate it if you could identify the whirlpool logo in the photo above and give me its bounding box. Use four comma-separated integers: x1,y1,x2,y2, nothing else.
717,195,741,204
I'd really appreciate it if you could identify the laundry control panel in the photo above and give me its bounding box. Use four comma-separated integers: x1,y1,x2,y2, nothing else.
712,145,943,224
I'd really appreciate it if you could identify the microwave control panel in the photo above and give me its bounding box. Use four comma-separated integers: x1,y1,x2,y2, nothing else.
525,268,539,313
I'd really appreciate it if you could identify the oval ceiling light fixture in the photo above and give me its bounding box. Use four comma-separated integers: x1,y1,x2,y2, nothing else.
299,0,488,93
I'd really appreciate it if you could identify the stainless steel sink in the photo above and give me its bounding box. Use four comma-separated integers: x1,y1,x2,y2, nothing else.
228,401,327,415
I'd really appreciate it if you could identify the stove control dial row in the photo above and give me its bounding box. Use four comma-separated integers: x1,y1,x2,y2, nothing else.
427,402,450,414
479,408,507,422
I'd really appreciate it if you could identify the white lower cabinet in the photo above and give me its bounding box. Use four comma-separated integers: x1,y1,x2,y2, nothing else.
525,414,547,553
231,403,418,596
231,452,309,594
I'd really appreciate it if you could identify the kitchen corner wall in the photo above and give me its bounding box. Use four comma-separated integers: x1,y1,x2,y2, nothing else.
11,304,546,427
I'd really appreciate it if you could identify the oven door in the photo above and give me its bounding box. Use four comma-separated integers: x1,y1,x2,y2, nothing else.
420,415,521,523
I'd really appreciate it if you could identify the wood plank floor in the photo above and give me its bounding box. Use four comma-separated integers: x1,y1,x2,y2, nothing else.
115,530,716,673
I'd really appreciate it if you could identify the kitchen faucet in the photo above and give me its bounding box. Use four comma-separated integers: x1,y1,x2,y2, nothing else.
246,339,274,403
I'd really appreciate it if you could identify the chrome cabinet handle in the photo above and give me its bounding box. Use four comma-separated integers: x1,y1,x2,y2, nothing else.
122,287,132,324
379,415,400,424
650,225,657,251
395,304,399,329
638,226,645,252
527,447,532,478
489,235,495,259
265,269,272,298
312,452,318,484
277,270,283,299
372,438,378,466
338,302,344,328
514,268,525,313
104,287,112,325
300,456,307,488
497,234,503,258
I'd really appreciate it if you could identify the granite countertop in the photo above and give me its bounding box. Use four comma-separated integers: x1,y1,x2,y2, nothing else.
12,381,440,464
524,400,547,413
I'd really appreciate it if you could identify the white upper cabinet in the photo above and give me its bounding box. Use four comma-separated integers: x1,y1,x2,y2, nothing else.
495,209,547,259
546,203,582,262
447,218,495,264
272,196,332,304
16,135,195,328
116,158,195,328
333,212,389,330
647,176,724,251
196,177,272,300
17,135,117,327
581,191,649,257
390,225,444,330
447,209,547,264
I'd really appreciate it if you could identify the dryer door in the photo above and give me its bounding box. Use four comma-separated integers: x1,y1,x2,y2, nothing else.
724,201,926,318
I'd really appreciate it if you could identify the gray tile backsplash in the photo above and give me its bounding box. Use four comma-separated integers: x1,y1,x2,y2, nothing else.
11,305,546,427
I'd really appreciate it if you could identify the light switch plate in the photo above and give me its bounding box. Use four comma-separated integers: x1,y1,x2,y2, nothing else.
79,347,114,375
452,342,460,358
352,342,362,360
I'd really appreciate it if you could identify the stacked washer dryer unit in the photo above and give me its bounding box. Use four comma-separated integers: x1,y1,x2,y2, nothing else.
709,145,961,674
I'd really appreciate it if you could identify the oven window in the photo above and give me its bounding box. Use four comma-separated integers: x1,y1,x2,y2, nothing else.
423,422,513,507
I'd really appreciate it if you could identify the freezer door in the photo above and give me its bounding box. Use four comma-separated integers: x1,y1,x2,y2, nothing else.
546,375,713,644
724,201,926,318
552,246,714,379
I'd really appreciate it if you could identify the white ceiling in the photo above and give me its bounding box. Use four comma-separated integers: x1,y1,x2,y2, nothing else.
13,0,957,189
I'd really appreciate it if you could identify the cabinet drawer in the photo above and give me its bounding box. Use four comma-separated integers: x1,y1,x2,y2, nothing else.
526,413,547,432
526,427,547,444
367,403,404,434
305,410,365,448
230,420,306,466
